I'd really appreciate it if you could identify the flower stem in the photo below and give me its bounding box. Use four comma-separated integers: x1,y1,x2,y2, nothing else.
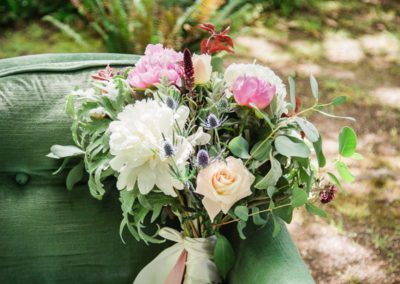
212,202,293,228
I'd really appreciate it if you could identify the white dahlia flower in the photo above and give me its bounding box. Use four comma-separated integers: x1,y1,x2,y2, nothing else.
108,99,209,196
224,63,288,115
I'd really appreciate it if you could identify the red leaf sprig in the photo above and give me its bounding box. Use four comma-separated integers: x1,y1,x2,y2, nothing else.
91,65,114,81
199,23,234,55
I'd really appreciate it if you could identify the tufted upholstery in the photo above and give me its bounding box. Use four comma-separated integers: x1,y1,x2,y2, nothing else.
0,54,314,284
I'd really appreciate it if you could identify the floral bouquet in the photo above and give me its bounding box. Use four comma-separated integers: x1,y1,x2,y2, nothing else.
48,24,358,283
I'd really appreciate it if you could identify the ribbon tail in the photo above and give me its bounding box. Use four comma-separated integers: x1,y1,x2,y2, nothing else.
133,243,184,284
164,249,188,284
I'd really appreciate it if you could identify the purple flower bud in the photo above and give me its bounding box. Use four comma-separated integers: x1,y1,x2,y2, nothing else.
197,149,209,167
320,191,329,203
320,185,337,204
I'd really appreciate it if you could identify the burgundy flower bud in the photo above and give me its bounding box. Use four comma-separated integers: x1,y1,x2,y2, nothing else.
320,185,337,204
183,48,194,95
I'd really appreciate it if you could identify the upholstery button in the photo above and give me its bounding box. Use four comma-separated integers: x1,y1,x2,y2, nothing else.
15,172,30,185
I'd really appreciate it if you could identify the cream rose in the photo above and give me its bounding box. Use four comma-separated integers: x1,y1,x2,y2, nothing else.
195,157,255,221
193,54,212,85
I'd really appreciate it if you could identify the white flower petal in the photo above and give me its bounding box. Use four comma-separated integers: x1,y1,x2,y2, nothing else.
108,99,192,195
137,169,156,194
188,127,211,146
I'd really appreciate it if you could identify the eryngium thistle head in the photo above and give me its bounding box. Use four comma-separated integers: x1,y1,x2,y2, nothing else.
165,96,177,110
183,48,194,93
206,113,219,129
162,140,175,157
219,97,229,109
197,149,209,167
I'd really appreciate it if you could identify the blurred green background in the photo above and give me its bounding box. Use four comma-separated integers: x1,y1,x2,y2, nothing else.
1,1,399,283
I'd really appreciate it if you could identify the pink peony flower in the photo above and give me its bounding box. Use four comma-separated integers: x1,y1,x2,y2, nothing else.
232,75,276,109
127,44,183,89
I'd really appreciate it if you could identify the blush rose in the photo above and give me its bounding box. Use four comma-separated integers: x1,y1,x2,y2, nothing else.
195,157,255,222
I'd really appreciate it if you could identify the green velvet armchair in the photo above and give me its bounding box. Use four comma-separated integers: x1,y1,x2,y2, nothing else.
0,54,315,284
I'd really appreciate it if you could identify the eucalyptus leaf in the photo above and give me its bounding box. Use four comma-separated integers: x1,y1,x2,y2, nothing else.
271,214,282,237
327,172,345,193
339,126,357,157
214,232,235,279
331,96,347,106
237,220,247,239
255,154,282,189
65,94,75,118
66,161,84,191
288,76,296,111
313,136,326,167
250,140,272,161
315,109,356,121
52,157,70,175
295,117,319,142
310,74,319,100
305,203,327,217
351,152,364,160
228,136,250,159
234,206,249,221
274,204,293,224
47,145,84,159
291,187,308,208
252,207,267,226
275,136,311,158
336,161,355,183
267,186,276,198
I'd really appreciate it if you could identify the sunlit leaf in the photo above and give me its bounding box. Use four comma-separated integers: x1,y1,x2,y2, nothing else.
339,126,357,157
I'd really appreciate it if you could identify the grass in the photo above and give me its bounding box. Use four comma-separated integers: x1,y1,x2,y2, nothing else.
0,22,104,59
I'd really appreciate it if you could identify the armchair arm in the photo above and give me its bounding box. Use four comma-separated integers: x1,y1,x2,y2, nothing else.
230,221,315,284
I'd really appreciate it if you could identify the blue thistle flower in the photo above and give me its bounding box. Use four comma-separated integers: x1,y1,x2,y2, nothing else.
165,96,177,110
162,140,175,157
204,113,227,130
197,149,209,167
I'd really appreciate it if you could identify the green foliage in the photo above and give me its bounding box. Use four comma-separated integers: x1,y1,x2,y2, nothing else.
255,154,282,189
250,140,272,161
331,96,347,106
309,74,319,101
0,0,74,26
336,161,355,183
228,136,251,159
275,135,311,158
66,161,85,190
236,220,247,239
305,203,327,217
288,76,296,111
291,187,308,208
295,117,319,142
339,126,357,157
234,206,249,221
327,172,345,193
313,136,326,167
214,232,235,279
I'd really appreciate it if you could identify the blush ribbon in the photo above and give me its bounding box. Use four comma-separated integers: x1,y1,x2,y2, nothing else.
133,227,221,284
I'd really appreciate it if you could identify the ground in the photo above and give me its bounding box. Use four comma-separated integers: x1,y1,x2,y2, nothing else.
234,1,400,283
1,1,399,283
